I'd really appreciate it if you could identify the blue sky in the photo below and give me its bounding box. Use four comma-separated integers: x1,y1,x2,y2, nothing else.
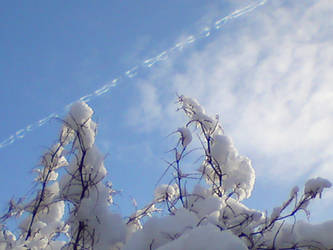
1,0,333,226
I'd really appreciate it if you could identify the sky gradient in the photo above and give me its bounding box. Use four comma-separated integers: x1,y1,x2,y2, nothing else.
1,0,332,226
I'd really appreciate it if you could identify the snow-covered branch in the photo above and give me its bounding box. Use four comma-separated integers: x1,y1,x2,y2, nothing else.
0,96,332,250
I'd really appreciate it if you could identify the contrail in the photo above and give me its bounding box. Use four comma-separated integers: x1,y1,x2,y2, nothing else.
0,0,267,150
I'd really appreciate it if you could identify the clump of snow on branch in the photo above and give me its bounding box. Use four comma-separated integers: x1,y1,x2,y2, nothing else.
304,177,332,198
177,127,192,147
154,184,179,203
179,95,255,200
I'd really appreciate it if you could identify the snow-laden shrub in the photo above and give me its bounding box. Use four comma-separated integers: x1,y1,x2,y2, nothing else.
123,96,332,250
0,96,332,250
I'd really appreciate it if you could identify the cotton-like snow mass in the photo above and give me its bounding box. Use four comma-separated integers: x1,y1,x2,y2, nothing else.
177,127,192,147
304,177,332,198
0,98,332,250
154,184,179,203
180,95,255,200
157,224,248,250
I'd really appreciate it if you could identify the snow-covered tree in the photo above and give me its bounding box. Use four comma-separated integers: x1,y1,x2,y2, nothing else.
1,96,332,250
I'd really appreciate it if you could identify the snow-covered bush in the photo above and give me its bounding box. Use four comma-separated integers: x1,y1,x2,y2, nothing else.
0,96,332,250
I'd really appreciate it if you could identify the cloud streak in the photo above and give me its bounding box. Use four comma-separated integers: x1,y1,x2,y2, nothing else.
0,0,267,150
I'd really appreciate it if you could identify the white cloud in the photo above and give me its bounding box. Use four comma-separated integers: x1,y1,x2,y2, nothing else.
125,0,333,220
128,0,333,181
126,82,163,131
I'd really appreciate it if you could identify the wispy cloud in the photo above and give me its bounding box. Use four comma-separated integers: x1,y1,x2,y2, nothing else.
128,0,333,187
126,82,163,131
